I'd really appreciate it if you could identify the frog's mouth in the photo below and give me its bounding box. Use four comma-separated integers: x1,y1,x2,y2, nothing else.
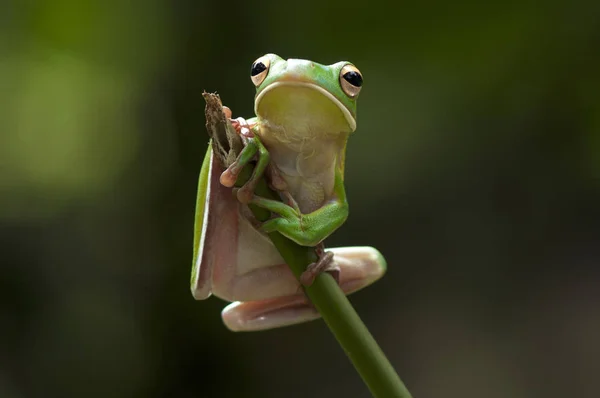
255,82,356,132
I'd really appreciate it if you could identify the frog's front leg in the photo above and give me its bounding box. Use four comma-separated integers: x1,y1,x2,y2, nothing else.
249,166,349,248
219,116,270,204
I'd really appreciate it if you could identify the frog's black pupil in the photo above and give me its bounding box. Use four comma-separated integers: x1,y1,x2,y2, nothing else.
251,62,267,76
343,71,363,87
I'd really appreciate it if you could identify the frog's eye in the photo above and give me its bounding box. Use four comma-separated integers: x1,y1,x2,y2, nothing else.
250,56,271,86
340,64,363,98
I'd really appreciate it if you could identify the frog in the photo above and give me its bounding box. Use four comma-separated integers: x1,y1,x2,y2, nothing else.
191,54,386,331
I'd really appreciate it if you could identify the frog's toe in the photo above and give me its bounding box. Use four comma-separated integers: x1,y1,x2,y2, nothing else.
235,184,255,204
230,117,255,138
221,166,242,187
222,105,232,119
300,251,337,286
266,164,288,191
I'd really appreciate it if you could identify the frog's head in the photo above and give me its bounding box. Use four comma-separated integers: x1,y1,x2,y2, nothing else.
251,54,363,133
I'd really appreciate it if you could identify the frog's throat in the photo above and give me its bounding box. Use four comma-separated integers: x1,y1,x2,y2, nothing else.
254,81,356,132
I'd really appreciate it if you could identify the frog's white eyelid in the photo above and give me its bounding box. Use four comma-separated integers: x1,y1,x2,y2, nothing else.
340,64,362,98
254,81,356,131
250,56,271,86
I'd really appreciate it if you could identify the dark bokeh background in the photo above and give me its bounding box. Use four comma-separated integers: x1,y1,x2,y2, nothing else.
2,1,599,397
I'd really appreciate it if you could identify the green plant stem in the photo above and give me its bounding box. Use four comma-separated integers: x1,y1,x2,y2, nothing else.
239,169,412,398
204,93,412,398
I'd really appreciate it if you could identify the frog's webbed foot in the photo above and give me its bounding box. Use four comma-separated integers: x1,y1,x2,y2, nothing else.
219,113,270,204
300,243,340,287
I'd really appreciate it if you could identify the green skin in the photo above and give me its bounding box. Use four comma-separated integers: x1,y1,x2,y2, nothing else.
224,53,359,247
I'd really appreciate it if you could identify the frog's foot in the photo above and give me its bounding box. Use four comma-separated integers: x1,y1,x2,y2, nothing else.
219,118,270,204
300,243,340,286
230,117,255,138
219,116,256,187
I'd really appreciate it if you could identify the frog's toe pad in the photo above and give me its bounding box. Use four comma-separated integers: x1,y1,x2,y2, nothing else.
220,169,238,188
236,184,255,204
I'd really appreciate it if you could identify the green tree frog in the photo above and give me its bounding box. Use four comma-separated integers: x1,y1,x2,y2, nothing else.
191,54,386,331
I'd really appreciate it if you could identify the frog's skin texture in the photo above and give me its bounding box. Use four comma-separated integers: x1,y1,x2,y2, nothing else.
191,54,386,332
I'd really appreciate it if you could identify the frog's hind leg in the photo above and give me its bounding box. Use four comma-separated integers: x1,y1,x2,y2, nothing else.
221,246,386,331
222,295,320,332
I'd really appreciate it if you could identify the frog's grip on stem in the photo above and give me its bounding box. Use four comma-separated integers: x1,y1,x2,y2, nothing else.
202,92,243,168
204,93,270,204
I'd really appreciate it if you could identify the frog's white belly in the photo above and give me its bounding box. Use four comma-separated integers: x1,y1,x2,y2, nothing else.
260,131,347,214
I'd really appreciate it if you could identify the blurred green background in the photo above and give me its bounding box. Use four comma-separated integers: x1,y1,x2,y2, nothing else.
1,1,599,397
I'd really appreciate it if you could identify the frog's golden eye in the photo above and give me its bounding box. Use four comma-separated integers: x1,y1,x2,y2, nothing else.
340,64,363,98
250,56,270,86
